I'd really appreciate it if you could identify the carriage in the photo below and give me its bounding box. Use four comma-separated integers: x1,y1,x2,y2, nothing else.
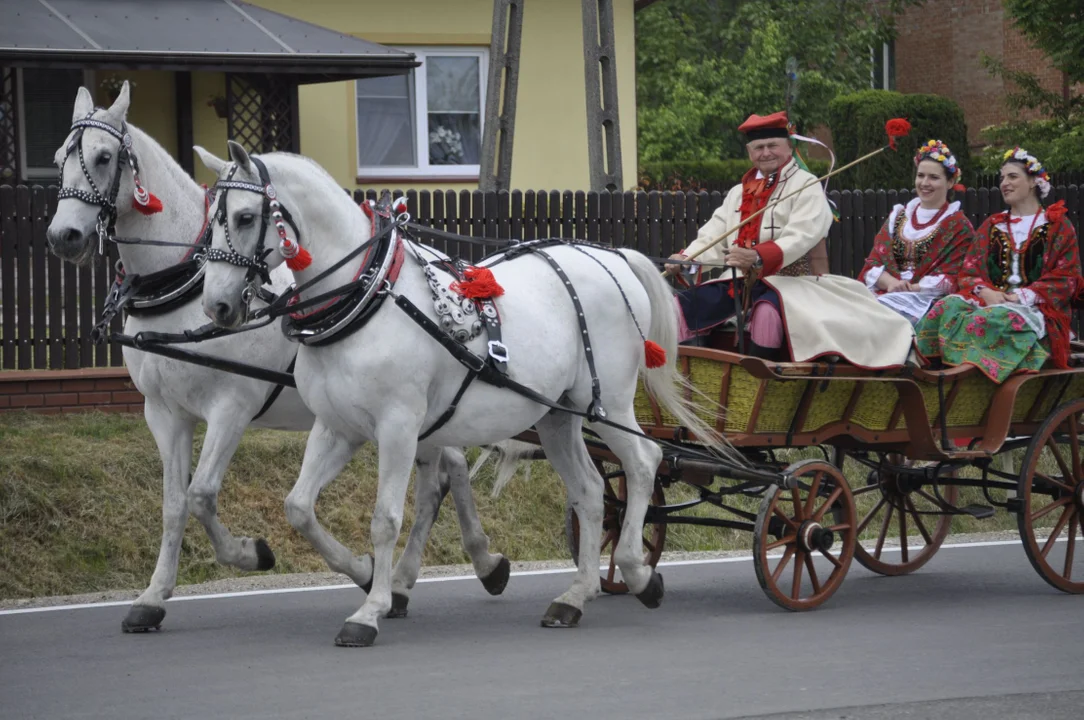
518,337,1084,611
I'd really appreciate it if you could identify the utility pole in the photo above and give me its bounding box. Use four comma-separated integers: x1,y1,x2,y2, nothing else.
478,0,524,192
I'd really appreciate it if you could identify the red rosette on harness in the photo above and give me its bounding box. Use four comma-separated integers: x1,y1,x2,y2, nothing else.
450,266,504,300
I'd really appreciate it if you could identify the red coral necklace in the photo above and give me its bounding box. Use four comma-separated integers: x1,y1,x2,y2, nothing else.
910,202,949,231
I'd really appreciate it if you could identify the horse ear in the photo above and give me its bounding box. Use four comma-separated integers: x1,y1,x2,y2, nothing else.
194,145,227,176
227,140,254,173
106,80,131,119
72,86,94,123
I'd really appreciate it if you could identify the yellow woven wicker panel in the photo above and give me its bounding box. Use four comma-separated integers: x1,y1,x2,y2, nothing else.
686,357,727,427
747,379,807,433
850,381,900,431
634,383,655,426
723,366,760,433
1010,377,1044,422
801,380,856,433
945,375,997,427
1063,374,1084,404
917,381,941,421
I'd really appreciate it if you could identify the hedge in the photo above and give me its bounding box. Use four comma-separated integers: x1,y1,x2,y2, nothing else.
827,90,970,191
639,157,830,192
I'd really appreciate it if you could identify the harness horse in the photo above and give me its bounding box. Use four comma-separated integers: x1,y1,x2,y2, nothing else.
196,140,732,647
45,82,511,631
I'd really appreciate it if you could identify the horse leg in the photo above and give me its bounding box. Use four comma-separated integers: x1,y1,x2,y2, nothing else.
590,410,665,604
336,427,417,648
283,420,373,590
534,412,604,629
185,414,275,572
123,400,195,632
389,447,509,618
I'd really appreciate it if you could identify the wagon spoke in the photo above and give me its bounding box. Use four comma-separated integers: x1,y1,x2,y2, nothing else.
915,488,946,508
857,497,887,534
905,497,933,545
772,505,799,531
766,534,797,551
642,537,656,554
803,471,824,519
804,552,821,594
1031,496,1071,522
1034,471,1074,496
812,487,843,522
1045,438,1073,488
606,553,618,583
600,528,617,554
852,483,881,497
873,502,893,559
771,545,796,583
1040,507,1073,558
1064,514,1079,580
899,505,909,564
819,548,842,569
790,487,805,522
791,550,805,600
828,523,851,533
1069,418,1082,481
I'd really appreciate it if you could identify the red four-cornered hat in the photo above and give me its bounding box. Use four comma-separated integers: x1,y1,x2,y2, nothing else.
738,111,790,141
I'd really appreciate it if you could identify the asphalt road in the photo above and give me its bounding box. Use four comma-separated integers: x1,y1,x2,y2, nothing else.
2,541,1083,720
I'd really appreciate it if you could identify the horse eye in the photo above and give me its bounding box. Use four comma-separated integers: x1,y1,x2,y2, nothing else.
237,213,255,227
96,152,112,166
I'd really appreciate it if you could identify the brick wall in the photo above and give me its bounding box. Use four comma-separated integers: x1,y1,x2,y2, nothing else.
894,0,1071,149
0,368,144,415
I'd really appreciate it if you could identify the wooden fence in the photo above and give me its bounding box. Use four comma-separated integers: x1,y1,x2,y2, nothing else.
2,183,1081,371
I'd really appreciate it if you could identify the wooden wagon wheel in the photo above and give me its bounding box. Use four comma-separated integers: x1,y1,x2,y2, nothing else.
835,450,957,576
566,464,667,595
1017,397,1084,594
753,459,856,611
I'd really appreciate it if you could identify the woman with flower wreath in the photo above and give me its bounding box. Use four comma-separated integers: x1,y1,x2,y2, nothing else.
915,147,1080,383
859,139,975,324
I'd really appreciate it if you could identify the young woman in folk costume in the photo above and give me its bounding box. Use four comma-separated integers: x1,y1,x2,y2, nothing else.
859,139,974,324
915,148,1080,383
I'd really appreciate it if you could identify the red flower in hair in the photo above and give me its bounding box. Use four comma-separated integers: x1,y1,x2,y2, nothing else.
885,118,912,150
1046,199,1068,224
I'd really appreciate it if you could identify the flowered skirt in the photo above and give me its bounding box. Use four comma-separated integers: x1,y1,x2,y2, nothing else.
914,295,1048,383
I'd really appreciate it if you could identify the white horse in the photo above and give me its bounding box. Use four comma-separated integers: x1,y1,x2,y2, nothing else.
45,83,509,632
196,141,730,647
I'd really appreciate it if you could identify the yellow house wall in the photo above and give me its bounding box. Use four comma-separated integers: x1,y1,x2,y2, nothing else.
95,70,178,159
247,0,638,192
190,72,229,187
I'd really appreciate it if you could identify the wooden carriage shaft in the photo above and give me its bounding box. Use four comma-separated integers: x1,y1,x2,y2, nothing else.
479,0,524,192
581,0,623,192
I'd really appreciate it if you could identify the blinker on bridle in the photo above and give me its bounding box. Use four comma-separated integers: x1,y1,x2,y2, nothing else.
206,156,305,309
57,111,161,255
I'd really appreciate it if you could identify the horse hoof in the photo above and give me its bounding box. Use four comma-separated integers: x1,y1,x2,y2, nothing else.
121,605,165,633
387,592,409,619
636,571,665,609
359,553,375,594
255,538,276,571
334,622,378,648
540,602,582,628
480,556,511,596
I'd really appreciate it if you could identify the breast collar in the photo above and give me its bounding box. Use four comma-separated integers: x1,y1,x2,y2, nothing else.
280,192,406,346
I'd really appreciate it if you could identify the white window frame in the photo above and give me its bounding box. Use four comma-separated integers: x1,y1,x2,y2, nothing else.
17,67,95,181
356,46,488,179
869,41,894,91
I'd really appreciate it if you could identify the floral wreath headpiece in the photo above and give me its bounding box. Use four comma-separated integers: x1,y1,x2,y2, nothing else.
1001,146,1051,198
914,139,961,184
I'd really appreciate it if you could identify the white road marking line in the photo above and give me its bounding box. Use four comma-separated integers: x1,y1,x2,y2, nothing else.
0,537,1066,616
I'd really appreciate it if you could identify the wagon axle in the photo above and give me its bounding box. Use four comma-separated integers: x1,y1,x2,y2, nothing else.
799,521,836,554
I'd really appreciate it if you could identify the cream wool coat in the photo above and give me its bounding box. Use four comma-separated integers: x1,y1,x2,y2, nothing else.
682,162,915,368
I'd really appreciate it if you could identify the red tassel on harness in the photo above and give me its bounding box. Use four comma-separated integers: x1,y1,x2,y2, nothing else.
644,340,667,368
131,191,163,215
452,266,504,299
286,246,312,272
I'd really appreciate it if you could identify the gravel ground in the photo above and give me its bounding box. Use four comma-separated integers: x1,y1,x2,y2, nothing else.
0,530,1027,611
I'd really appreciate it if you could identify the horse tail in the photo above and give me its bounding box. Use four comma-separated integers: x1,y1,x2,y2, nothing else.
469,440,541,497
617,249,736,458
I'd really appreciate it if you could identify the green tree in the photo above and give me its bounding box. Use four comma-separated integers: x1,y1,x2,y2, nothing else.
635,0,921,163
978,0,1084,172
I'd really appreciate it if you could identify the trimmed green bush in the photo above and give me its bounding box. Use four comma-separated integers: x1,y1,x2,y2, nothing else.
828,90,971,191
639,157,830,191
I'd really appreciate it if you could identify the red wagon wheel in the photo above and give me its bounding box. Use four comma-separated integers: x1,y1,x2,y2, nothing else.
1017,397,1084,593
566,465,667,595
836,450,957,576
753,459,856,611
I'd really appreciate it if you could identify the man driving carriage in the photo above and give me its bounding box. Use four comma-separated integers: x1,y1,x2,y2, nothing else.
665,111,916,369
